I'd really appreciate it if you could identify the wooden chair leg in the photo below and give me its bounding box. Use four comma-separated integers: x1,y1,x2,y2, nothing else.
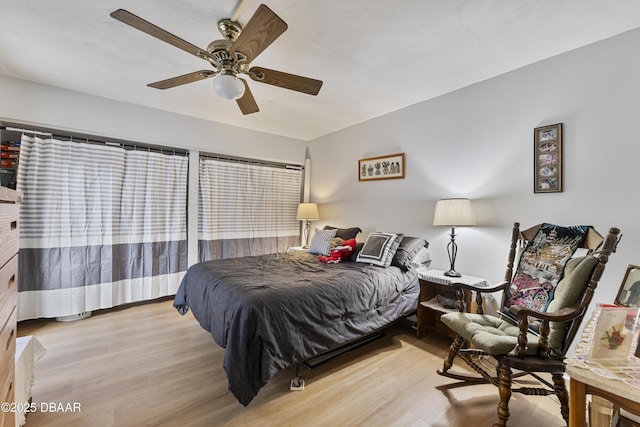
441,334,465,373
552,372,569,424
495,361,512,427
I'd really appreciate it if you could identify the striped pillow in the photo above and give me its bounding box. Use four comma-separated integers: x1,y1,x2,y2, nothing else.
307,228,337,255
356,232,403,267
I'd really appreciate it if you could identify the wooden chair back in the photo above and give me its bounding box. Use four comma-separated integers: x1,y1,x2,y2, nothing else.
499,222,618,355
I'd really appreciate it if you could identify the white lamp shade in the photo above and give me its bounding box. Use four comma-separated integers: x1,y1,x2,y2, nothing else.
213,74,245,100
296,203,319,220
433,198,476,226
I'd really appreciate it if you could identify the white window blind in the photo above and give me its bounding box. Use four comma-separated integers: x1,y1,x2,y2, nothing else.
198,155,303,260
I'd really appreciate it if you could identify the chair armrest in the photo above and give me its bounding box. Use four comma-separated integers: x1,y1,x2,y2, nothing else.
509,304,585,323
449,281,509,314
509,303,586,358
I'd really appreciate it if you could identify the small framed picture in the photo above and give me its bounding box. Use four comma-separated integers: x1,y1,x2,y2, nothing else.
615,264,640,307
534,123,563,193
358,153,405,181
589,306,639,361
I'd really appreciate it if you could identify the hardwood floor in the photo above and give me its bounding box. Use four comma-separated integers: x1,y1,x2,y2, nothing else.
17,299,565,427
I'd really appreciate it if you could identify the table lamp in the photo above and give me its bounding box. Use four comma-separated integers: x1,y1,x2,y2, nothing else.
433,198,476,277
296,203,319,248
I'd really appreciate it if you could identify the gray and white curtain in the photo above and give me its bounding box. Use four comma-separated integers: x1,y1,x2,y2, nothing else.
16,135,188,320
199,156,302,261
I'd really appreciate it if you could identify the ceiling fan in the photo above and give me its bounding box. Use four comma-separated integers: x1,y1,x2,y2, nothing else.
110,4,323,115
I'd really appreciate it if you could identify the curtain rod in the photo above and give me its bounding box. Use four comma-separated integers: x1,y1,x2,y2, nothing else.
0,124,188,156
200,152,304,171
3,126,52,136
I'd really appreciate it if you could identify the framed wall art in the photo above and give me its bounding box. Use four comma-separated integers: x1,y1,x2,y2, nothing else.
534,123,563,193
615,264,640,308
358,153,405,181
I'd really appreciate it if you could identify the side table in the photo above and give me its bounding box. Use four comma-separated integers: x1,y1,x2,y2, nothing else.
565,304,640,427
567,363,640,427
415,268,487,338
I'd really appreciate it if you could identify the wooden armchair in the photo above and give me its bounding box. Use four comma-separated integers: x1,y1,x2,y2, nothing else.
437,222,621,427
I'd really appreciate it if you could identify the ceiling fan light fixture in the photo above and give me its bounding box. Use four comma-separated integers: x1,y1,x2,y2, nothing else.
213,73,245,100
111,5,322,114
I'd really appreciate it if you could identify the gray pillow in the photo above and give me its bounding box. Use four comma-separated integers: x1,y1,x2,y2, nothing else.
356,232,404,267
323,225,362,240
347,242,365,262
307,228,337,255
391,236,428,269
408,247,431,268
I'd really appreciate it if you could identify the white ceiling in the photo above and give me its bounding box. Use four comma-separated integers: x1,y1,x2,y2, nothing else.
2,1,640,141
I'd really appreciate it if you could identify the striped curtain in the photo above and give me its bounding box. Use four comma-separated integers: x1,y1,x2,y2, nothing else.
16,135,188,321
199,156,302,261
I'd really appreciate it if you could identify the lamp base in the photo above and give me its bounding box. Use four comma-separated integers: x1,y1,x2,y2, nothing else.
445,227,461,278
444,269,461,278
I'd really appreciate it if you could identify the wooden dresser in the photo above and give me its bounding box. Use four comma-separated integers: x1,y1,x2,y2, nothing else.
0,187,20,427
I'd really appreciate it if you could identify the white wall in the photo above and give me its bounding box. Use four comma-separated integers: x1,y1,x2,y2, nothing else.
0,75,306,164
308,27,640,307
0,74,307,267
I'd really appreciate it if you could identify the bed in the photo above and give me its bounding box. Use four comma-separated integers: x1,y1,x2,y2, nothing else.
173,231,428,405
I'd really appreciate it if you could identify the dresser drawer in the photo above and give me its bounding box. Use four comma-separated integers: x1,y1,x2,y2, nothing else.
0,307,16,378
0,255,17,330
0,364,15,427
0,202,19,269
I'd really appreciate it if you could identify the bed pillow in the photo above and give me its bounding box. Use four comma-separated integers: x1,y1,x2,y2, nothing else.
347,242,365,262
323,225,362,240
391,236,428,269
307,228,337,255
408,246,431,269
356,232,404,267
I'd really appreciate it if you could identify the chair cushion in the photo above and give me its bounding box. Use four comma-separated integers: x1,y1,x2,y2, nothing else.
442,255,599,356
502,223,589,332
441,312,540,355
546,254,598,351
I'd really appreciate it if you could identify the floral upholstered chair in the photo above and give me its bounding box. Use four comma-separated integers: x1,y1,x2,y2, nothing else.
437,222,621,427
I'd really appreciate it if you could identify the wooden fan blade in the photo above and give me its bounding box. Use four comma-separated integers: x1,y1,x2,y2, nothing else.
229,4,287,64
249,67,322,95
110,9,211,60
148,70,219,89
236,79,259,115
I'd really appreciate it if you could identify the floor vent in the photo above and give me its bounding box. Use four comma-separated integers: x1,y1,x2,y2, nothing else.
55,311,92,322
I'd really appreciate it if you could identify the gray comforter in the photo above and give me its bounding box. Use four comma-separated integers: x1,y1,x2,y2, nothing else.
173,251,419,405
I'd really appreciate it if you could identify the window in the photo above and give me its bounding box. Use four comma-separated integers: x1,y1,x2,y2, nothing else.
198,155,303,261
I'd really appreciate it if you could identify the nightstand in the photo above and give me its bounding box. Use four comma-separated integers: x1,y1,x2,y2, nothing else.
415,268,487,338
